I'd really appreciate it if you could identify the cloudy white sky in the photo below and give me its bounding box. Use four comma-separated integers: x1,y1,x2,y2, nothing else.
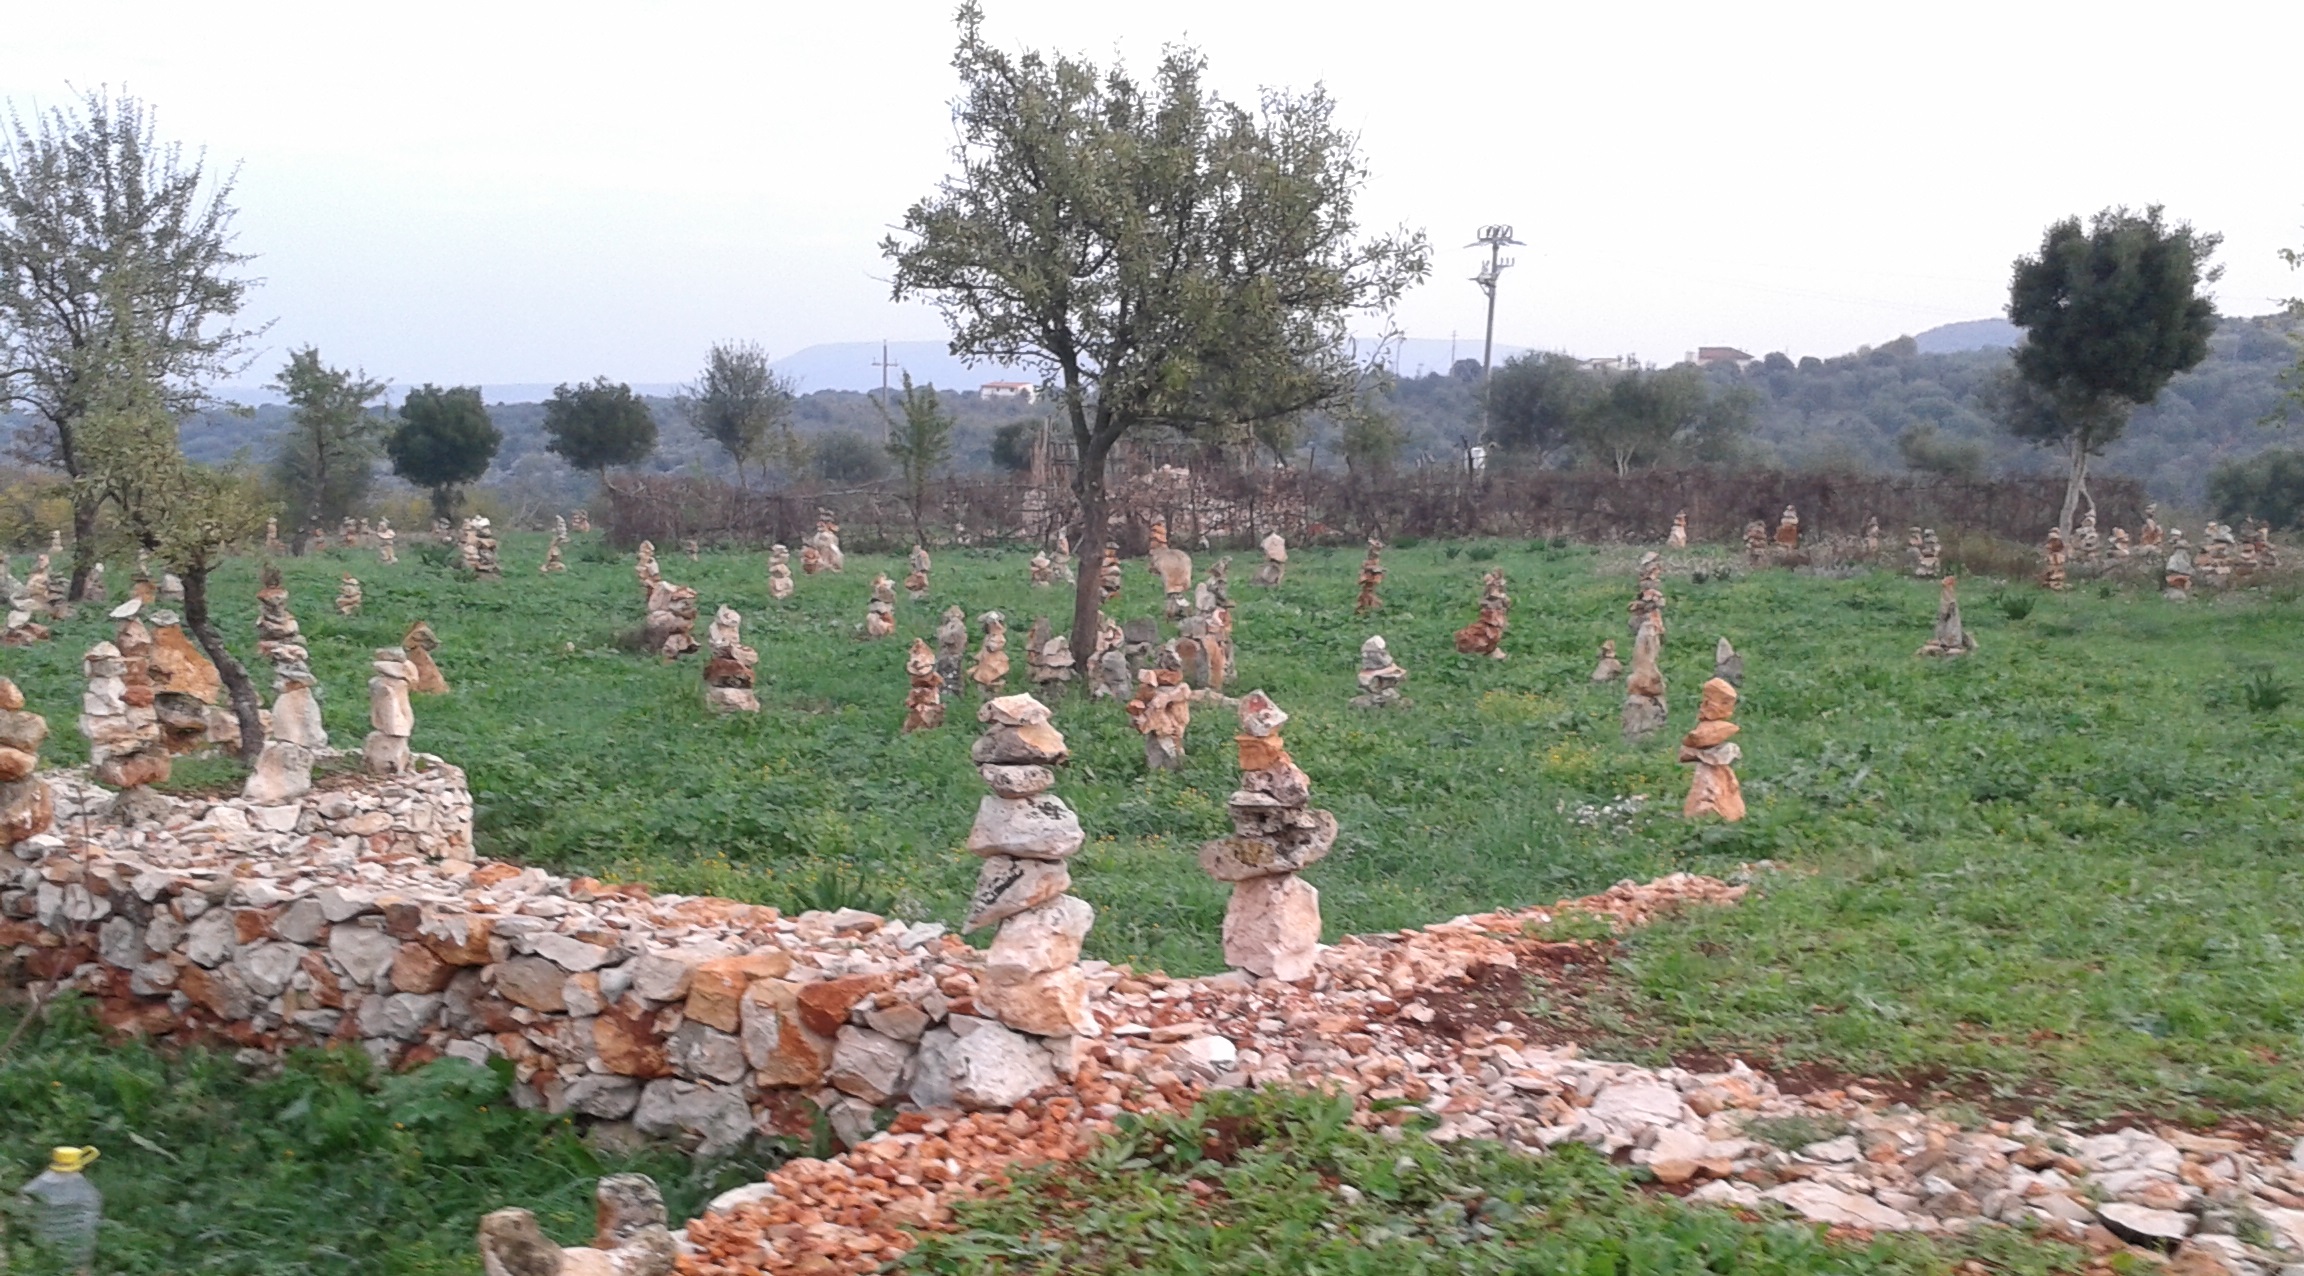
4,1,2296,389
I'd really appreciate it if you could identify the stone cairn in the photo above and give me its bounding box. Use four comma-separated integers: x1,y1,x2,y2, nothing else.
1028,549,1055,587
1355,539,1384,613
570,508,591,533
964,694,1097,1037
1032,619,1075,691
703,606,760,713
2138,503,2163,549
2041,527,2069,591
1774,504,1800,550
1097,541,1123,602
131,551,157,603
1916,576,1977,657
1200,690,1330,981
256,562,301,652
377,517,397,564
458,518,481,573
340,515,360,547
82,607,172,820
2109,527,2132,559
684,538,701,563
1147,521,1193,620
2075,510,2102,565
1916,528,1942,577
85,561,106,605
1350,636,1408,708
404,619,450,694
365,646,418,775
1713,637,1744,688
1679,678,1746,822
0,677,54,848
480,1174,676,1276
906,545,931,600
540,539,565,574
902,638,945,732
1623,579,1669,741
767,544,794,599
265,516,285,555
2246,521,2280,570
1743,520,1769,563
799,538,825,576
472,517,501,579
1177,564,1232,691
636,538,662,595
1023,617,1053,686
644,575,701,660
2163,534,2194,602
1863,516,1882,555
1590,639,1622,683
1088,614,1131,701
44,547,72,619
246,633,325,805
2199,522,2239,585
1251,531,1287,587
1452,569,1510,659
934,606,968,689
1124,652,1191,772
3,559,48,645
805,511,844,574
1667,509,1688,548
863,574,897,639
1054,528,1077,582
336,574,363,616
432,517,452,544
969,612,1010,696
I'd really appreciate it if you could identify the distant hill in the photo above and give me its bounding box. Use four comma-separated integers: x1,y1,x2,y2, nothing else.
1912,318,2021,354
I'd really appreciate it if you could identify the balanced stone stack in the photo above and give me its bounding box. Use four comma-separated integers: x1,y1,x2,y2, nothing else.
1023,617,1052,685
0,677,54,847
84,615,171,817
310,522,331,551
540,540,565,574
84,561,105,604
1088,616,1132,701
2075,511,2102,565
636,540,661,596
1915,576,1977,657
1148,521,1193,620
902,638,945,732
246,637,326,804
1452,569,1510,659
1905,528,1925,575
342,516,361,548
863,575,897,639
1863,517,1881,554
37,552,71,620
337,575,363,616
265,516,285,555
684,538,701,563
1917,528,1942,577
1200,690,1330,981
2109,527,2132,559
458,518,482,574
964,694,1097,1037
404,620,451,694
1028,550,1055,587
906,545,931,600
377,518,398,564
2,591,47,647
1744,520,1769,562
1678,678,1746,822
935,606,968,688
703,606,760,713
365,646,418,775
432,517,452,543
2163,536,2194,602
1350,636,1407,708
256,563,302,656
571,509,591,533
807,512,844,573
1251,532,1287,587
1035,621,1076,690
1623,611,1669,741
768,545,794,599
1098,542,1122,602
1667,510,1688,548
1176,576,1230,691
643,577,701,660
1355,540,1384,613
1590,639,1622,683
2139,504,2163,549
471,517,501,579
2200,522,2238,585
1774,505,1800,550
969,613,1010,696
1124,656,1190,772
2041,527,2069,591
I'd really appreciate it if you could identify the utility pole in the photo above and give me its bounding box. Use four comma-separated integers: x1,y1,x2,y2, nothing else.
1468,224,1523,444
870,340,901,442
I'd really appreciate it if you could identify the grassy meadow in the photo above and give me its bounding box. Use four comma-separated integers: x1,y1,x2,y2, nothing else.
7,530,2304,1128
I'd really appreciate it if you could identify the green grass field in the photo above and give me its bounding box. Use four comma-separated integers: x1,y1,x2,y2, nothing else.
7,531,2303,1131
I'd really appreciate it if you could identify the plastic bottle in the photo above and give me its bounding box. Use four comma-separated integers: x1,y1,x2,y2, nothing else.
17,1146,102,1270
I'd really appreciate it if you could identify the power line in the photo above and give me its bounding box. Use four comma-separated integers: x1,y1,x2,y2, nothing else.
1468,224,1523,443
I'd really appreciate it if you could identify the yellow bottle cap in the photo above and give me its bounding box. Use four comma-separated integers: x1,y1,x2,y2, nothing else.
48,1146,98,1173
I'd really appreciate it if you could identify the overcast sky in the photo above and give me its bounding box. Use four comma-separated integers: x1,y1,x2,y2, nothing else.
4,1,2296,388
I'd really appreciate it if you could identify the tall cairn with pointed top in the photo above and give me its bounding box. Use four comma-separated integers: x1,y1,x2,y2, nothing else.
702,605,760,712
902,638,945,731
1916,576,1978,657
377,517,398,563
906,544,931,600
1679,678,1746,821
1355,539,1384,613
1200,691,1330,981
365,646,417,775
1622,564,1669,740
965,694,1097,1037
969,612,1010,696
1667,509,1688,548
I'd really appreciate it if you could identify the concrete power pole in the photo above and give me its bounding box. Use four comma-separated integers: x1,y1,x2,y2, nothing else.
871,340,901,442
1468,224,1523,445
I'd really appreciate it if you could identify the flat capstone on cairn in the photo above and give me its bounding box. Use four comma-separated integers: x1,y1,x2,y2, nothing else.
934,605,968,688
2163,532,2194,602
1355,539,1384,613
82,603,172,822
1590,639,1623,683
1679,677,1746,822
964,693,1098,1037
2041,527,2069,591
336,574,362,616
365,646,418,775
1200,690,1330,981
403,619,450,694
1774,504,1800,550
1916,576,1978,657
1350,635,1408,709
863,574,897,639
703,605,760,713
0,677,54,849
906,545,931,600
767,544,794,599
1124,650,1191,772
1028,548,1055,587
1667,509,1688,548
1712,637,1743,688
1452,568,1510,659
902,638,944,732
376,517,397,564
1147,520,1193,620
969,612,1010,696
1097,541,1122,602
1250,531,1287,587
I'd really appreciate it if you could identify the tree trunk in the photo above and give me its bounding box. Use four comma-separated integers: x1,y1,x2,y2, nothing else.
67,498,98,601
1066,437,1112,671
430,486,456,524
181,567,266,766
2058,437,2088,537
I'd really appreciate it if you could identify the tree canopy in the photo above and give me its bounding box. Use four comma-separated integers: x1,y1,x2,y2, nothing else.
269,346,385,537
884,4,1429,658
1488,352,1596,463
881,372,954,538
0,88,259,594
2003,205,2220,530
679,341,795,484
387,384,500,521
542,377,657,476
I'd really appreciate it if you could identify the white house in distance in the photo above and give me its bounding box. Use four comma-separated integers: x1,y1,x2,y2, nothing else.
980,381,1037,402
1692,346,1755,369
